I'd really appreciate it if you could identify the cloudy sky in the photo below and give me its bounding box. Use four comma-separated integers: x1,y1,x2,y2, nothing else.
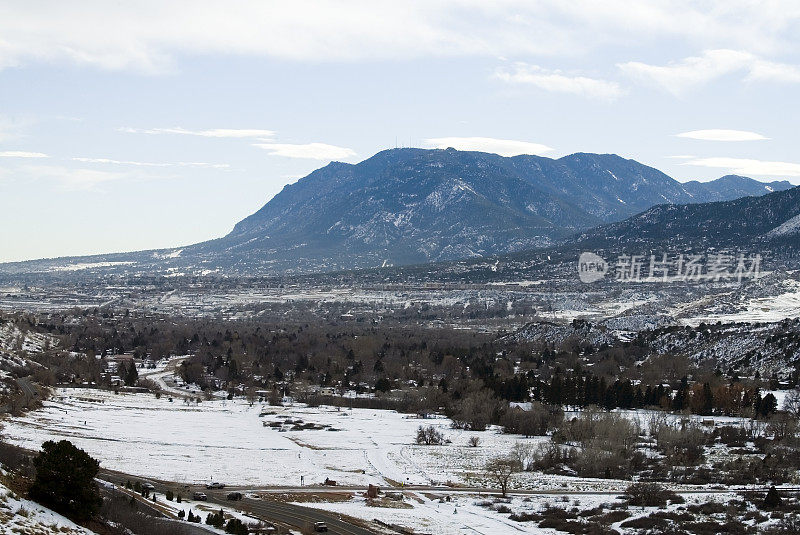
1,1,799,262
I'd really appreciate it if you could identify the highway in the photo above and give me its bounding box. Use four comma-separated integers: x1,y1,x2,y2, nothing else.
98,466,798,535
208,494,375,535
16,376,38,398
98,469,375,535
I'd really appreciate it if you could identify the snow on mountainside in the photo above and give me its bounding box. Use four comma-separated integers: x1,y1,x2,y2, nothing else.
506,316,800,376
0,473,95,535
575,184,800,250
503,319,619,348
636,319,800,376
188,148,794,273
682,175,792,202
0,318,55,397
0,148,794,277
767,212,800,238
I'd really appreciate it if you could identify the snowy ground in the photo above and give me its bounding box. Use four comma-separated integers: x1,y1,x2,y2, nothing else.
0,388,778,535
298,489,751,535
3,388,640,492
0,475,96,534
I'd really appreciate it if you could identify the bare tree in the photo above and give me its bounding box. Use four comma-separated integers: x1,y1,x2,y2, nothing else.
510,442,535,471
416,425,444,445
485,456,521,497
784,389,800,417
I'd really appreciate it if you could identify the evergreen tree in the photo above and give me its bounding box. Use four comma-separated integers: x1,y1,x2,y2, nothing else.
759,393,778,417
762,486,782,509
700,382,714,416
125,361,138,386
29,440,101,521
672,377,689,412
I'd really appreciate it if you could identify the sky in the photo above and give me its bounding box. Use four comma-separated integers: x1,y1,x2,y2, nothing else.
1,1,800,263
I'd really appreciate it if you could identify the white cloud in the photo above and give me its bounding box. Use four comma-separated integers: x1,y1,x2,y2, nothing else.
253,142,356,160
119,127,275,138
0,150,49,158
682,156,800,178
1,2,799,72
424,137,554,157
747,59,800,83
23,164,131,190
493,63,624,101
676,129,768,141
619,49,800,95
72,157,229,168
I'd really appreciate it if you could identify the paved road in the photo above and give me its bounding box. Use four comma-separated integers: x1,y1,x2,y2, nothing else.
16,376,38,398
98,470,374,535
208,494,375,535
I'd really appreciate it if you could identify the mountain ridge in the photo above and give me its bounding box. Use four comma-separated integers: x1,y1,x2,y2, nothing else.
185,148,793,271
0,148,795,277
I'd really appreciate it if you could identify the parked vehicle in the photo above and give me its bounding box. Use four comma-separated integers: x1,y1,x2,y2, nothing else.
314,522,328,532
141,482,155,491
205,482,225,489
226,491,243,501
192,491,208,501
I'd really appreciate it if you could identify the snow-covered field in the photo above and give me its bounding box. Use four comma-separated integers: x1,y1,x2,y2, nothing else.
299,489,753,535
0,388,521,488
2,388,635,492
2,388,756,491
0,388,784,535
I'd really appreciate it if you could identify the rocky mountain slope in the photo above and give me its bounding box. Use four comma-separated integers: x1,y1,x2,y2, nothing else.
184,148,792,272
508,317,800,376
0,148,793,277
574,184,800,250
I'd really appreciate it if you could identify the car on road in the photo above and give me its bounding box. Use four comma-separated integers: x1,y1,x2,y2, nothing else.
206,482,226,489
141,482,155,491
226,491,243,501
314,521,328,532
192,491,208,501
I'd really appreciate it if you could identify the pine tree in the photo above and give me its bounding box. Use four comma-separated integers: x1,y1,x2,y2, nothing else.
762,486,782,509
125,361,138,386
700,383,714,416
29,440,101,521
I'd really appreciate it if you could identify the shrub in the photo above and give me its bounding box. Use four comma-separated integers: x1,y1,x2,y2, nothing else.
206,509,225,528
225,518,249,535
623,482,683,507
762,486,783,509
416,425,444,445
502,402,563,437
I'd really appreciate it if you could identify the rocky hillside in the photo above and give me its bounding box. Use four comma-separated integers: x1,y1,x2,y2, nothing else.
188,148,792,272
575,184,800,250
0,148,793,277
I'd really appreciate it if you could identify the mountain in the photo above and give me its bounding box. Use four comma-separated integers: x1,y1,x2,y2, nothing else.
682,175,793,202
574,184,800,250
1,148,794,277
181,148,792,272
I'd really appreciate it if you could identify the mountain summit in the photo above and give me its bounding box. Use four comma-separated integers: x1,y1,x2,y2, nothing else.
188,148,791,272
0,148,793,277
